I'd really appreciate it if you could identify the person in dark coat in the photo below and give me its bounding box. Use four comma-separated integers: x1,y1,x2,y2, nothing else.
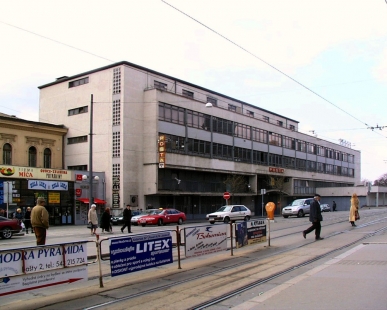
332,201,337,212
302,194,324,241
24,206,32,234
100,207,113,233
121,204,132,233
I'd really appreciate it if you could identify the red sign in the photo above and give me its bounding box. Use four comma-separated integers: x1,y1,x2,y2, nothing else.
76,174,83,181
75,189,82,197
223,192,230,200
269,167,284,173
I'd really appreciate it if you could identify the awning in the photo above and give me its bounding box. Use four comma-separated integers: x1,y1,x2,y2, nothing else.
76,198,107,204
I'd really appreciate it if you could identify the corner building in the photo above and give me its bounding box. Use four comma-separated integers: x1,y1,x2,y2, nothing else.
38,61,360,217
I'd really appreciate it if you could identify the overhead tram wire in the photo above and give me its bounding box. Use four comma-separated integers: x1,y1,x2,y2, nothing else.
161,0,374,130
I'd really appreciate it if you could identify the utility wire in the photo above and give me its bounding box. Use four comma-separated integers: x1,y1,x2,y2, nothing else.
0,20,115,63
161,0,371,128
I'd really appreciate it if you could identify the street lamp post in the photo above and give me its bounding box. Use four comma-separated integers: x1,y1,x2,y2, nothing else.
89,94,94,207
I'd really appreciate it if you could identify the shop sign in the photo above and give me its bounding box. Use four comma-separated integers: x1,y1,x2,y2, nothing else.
28,180,68,191
75,189,82,197
0,165,73,181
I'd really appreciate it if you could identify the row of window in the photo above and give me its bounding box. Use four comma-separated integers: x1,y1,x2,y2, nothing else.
162,134,355,177
154,81,295,129
2,143,52,168
159,103,355,163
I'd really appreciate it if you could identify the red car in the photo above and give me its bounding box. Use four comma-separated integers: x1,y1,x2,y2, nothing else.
138,209,186,227
0,216,23,239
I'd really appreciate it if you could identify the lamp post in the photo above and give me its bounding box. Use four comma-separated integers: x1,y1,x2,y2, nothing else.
89,94,94,207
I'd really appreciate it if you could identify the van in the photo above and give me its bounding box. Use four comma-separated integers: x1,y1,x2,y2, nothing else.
281,198,314,218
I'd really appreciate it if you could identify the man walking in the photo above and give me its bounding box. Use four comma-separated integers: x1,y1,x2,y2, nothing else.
121,204,132,233
31,197,49,245
302,194,324,241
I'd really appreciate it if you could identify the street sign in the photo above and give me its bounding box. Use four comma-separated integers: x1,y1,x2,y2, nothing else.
223,192,230,200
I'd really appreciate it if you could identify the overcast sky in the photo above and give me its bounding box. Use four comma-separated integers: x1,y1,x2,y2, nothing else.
1,0,387,182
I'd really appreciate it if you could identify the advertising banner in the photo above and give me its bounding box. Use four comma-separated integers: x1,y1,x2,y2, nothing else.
185,225,227,258
0,166,73,181
235,220,266,248
110,231,173,277
0,242,88,296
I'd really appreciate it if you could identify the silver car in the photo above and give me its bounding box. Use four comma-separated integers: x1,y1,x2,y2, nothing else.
282,198,314,218
206,205,251,224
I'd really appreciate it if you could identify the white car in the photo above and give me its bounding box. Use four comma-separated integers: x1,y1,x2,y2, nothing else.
131,209,159,225
320,204,331,212
206,205,251,224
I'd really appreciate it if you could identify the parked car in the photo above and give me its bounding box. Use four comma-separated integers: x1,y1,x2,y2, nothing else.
0,216,22,239
111,210,142,225
282,198,314,218
131,209,159,225
320,204,331,212
206,205,251,224
137,209,186,226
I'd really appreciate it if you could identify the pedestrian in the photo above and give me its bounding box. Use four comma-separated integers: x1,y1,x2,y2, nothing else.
349,193,359,227
121,204,132,233
100,207,113,233
302,194,324,241
14,208,23,223
31,197,49,245
88,204,98,235
332,201,337,212
24,206,32,234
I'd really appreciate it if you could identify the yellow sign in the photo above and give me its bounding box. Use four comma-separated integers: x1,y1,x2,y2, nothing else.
49,192,60,204
0,165,73,181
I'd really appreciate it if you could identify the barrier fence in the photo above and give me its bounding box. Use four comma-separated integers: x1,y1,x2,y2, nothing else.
0,219,269,294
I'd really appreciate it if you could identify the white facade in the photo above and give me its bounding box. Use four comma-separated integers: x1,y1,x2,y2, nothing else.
38,61,361,216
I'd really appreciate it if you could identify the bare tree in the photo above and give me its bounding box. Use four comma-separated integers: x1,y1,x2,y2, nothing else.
223,174,248,203
374,173,387,186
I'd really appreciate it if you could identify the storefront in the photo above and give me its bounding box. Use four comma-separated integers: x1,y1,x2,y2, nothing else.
0,166,74,225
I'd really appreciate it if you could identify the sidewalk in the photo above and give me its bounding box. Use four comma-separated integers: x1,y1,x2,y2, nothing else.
234,234,387,310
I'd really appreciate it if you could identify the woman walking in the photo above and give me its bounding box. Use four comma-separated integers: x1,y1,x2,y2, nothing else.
100,207,113,233
349,193,359,227
88,204,98,235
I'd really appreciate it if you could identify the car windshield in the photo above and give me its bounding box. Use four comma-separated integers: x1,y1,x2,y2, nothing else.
290,199,305,206
216,206,232,212
114,213,123,218
148,210,163,215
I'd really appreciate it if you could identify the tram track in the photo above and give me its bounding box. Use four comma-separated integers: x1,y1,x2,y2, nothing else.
82,214,387,310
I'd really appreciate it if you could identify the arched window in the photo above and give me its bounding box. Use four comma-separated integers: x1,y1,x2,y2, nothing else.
3,143,12,165
44,148,51,168
29,146,37,167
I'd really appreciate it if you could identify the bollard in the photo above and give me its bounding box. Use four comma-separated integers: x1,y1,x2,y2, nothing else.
176,226,182,269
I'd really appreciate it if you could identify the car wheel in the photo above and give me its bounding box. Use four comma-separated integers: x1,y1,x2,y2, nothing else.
283,215,289,218
158,219,163,226
244,216,250,221
141,224,146,227
297,210,304,218
223,217,230,224
1,227,13,239
178,218,183,225
210,221,215,224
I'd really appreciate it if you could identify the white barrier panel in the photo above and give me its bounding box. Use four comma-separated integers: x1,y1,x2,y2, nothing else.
0,242,88,297
185,225,227,258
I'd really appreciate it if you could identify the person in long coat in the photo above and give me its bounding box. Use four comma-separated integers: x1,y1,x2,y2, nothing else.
302,194,324,241
349,193,359,227
100,207,112,233
88,204,98,235
121,204,132,233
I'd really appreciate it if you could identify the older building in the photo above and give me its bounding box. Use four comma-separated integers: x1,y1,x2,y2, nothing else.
38,61,360,217
0,113,73,223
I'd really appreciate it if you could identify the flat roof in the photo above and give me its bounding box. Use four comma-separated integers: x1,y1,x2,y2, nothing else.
38,60,299,124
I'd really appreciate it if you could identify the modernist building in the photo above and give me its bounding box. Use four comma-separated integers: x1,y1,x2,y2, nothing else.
38,61,361,217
